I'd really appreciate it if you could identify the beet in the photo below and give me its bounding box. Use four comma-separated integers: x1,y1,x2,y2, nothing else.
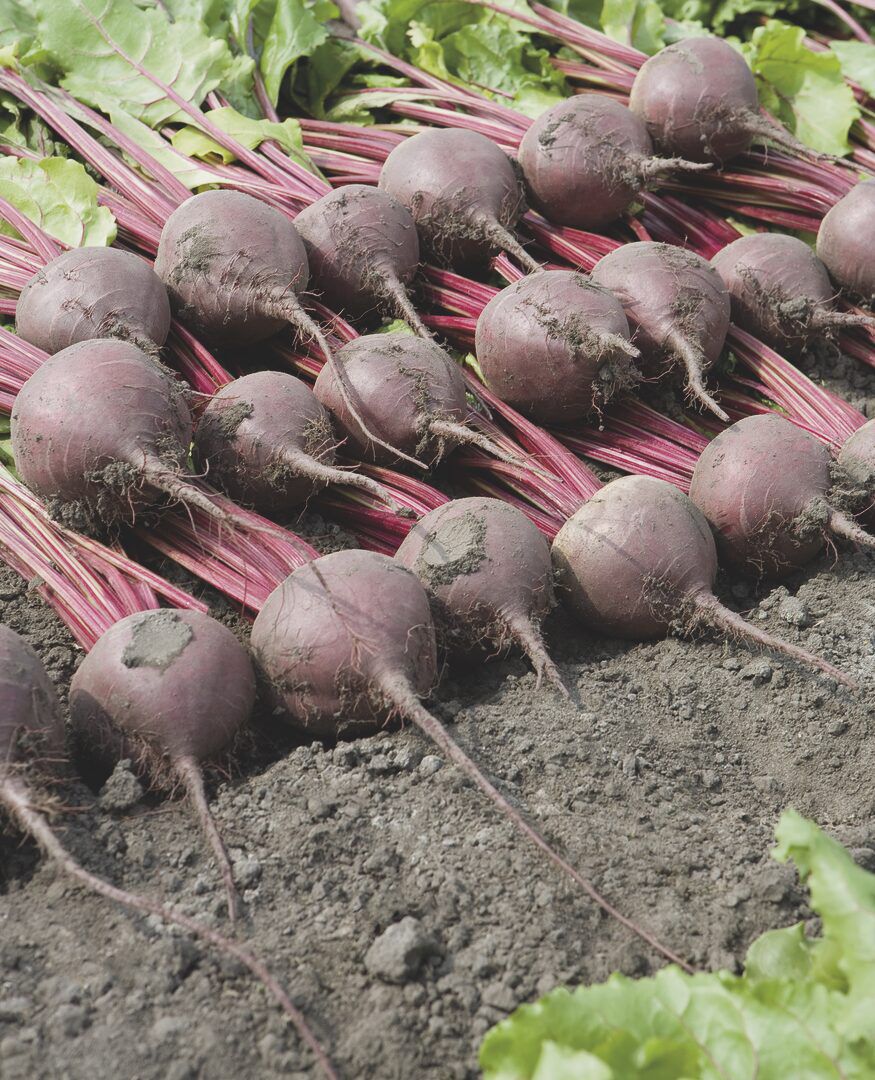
474,270,639,423
293,185,429,337
817,180,875,302
69,609,256,921
313,332,521,469
0,621,337,1076
155,190,401,464
379,128,541,272
518,94,710,230
16,247,171,356
11,339,227,531
711,233,872,353
689,414,875,577
629,36,802,164
394,497,566,693
837,419,875,524
552,474,855,686
590,242,730,420
194,371,398,513
251,548,690,968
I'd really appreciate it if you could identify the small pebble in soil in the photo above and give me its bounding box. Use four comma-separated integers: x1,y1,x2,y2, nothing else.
778,595,813,629
98,759,144,812
364,917,438,984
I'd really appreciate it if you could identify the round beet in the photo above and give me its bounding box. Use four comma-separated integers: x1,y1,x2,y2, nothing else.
629,37,799,164
11,339,225,531
70,609,256,921
16,247,171,356
395,497,566,693
251,548,690,968
474,270,639,423
379,128,541,272
293,185,429,336
817,180,875,302
837,419,875,524
552,474,854,685
518,95,710,230
313,332,519,469
0,625,62,767
712,233,873,353
689,415,875,577
590,242,730,420
194,371,397,513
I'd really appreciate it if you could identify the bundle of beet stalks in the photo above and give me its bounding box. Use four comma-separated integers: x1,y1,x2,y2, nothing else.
1,0,874,1075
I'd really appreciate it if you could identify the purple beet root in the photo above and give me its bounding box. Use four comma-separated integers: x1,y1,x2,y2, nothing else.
518,94,710,230
293,185,429,336
590,241,730,420
552,474,855,687
395,497,567,694
194,371,398,514
11,339,229,532
629,36,804,164
16,247,171,356
712,233,873,353
688,414,875,578
69,609,256,922
817,180,875,302
474,270,640,423
313,332,521,470
379,128,541,272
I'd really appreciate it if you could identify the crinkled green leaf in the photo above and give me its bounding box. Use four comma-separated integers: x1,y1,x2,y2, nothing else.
600,0,666,54
291,37,371,118
260,0,333,105
0,156,116,247
481,811,875,1080
170,106,320,176
831,40,875,97
32,0,247,127
743,21,859,156
108,109,219,190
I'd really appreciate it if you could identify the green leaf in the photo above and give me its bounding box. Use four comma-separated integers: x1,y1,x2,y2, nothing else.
481,811,875,1080
291,37,369,118
743,20,860,156
170,106,321,175
32,0,247,127
260,0,333,105
0,156,116,247
831,40,875,98
108,109,219,190
600,0,666,54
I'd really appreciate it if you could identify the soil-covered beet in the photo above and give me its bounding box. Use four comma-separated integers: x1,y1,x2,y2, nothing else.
474,271,639,423
518,95,709,230
817,179,875,303
16,247,171,357
1,541,873,1078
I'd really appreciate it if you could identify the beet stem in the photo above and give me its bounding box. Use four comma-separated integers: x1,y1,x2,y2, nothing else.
1,773,338,1080
637,157,713,182
427,418,538,472
379,674,692,971
277,295,428,472
691,591,857,690
829,509,875,551
175,754,240,925
504,610,569,698
284,448,404,513
667,333,729,422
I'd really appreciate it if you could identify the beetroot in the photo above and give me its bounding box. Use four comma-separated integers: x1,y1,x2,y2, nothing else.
379,128,541,272
293,185,429,337
474,270,639,423
16,247,171,356
251,548,689,967
194,371,398,513
817,180,875,302
590,242,730,420
394,497,566,693
689,414,875,577
837,419,875,523
155,189,399,463
69,609,256,922
518,95,710,230
313,332,522,469
552,474,855,686
629,36,802,164
711,233,872,353
11,339,228,531
0,623,337,1076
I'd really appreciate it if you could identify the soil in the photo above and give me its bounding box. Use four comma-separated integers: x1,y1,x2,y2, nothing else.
2,372,875,1080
